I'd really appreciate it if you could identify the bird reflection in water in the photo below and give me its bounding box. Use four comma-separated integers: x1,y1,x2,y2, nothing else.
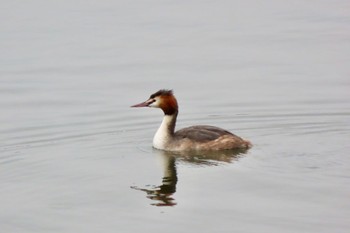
131,153,178,207
131,148,248,207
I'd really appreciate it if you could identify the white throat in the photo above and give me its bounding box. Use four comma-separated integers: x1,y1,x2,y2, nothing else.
153,114,176,150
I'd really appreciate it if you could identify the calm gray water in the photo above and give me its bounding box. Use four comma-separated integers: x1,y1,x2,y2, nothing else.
1,1,350,232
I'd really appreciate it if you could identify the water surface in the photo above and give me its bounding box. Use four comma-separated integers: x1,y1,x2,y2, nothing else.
1,0,350,232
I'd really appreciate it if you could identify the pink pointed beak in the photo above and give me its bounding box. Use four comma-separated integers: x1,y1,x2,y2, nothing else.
131,98,155,107
131,101,149,107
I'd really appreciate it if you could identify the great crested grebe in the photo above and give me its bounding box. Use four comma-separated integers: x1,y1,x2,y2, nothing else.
131,89,251,151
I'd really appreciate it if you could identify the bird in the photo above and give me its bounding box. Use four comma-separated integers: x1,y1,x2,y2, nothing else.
131,89,251,151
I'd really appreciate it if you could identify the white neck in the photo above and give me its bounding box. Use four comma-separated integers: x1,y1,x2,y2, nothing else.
153,113,177,150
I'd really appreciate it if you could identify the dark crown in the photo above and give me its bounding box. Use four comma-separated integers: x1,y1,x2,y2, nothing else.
150,89,173,99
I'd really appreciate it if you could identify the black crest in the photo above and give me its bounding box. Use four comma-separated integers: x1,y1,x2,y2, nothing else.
150,89,173,99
